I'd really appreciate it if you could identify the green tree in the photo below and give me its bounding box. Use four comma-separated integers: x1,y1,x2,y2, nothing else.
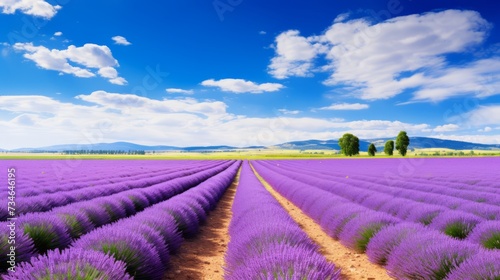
368,143,377,156
384,140,394,156
396,131,410,156
338,133,360,156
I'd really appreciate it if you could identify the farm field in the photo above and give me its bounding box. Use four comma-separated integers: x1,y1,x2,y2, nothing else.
1,158,499,279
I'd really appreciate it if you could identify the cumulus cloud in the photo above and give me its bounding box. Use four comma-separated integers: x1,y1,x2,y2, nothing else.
13,43,127,85
268,30,325,79
54,31,62,36
112,36,132,46
0,0,61,19
462,105,500,127
433,124,460,132
0,92,440,149
201,78,284,93
319,103,369,110
268,10,499,102
166,88,194,94
478,127,493,132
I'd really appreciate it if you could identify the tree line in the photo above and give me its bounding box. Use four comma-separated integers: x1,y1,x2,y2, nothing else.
338,131,410,157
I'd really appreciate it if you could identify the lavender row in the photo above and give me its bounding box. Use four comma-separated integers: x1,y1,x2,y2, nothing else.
257,160,500,224
283,158,500,196
5,160,181,195
4,160,240,279
224,162,340,279
255,160,500,247
16,160,221,197
0,160,236,272
252,161,500,279
265,159,500,208
0,160,229,220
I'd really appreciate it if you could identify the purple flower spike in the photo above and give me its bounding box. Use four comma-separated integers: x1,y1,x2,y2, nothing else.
52,208,95,239
386,232,480,279
430,210,484,239
138,212,184,254
339,212,399,252
0,222,36,272
17,213,71,254
118,221,170,265
467,221,500,249
445,250,500,280
227,243,340,280
5,248,132,280
72,226,165,280
366,222,426,265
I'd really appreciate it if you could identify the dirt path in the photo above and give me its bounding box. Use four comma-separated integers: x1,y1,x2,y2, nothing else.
250,164,392,280
164,170,239,280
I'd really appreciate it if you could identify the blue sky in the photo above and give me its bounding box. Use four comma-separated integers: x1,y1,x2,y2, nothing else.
0,0,499,149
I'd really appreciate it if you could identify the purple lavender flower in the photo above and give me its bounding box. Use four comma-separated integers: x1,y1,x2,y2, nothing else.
0,222,35,272
52,208,95,239
405,204,447,225
445,250,500,280
72,226,165,280
467,221,500,249
226,243,340,280
118,221,170,265
18,213,71,254
430,210,484,239
138,212,184,254
386,231,480,279
339,211,399,252
4,248,132,280
160,203,200,238
366,222,426,265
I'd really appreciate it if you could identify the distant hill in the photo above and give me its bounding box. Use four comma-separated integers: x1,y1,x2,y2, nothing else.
272,139,370,151
7,142,263,152
10,142,178,152
366,137,500,151
273,137,500,151
2,137,499,152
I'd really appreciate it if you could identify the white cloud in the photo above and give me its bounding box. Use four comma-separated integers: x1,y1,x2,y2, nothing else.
478,127,493,132
433,124,460,132
166,88,194,94
278,109,300,115
319,102,369,110
463,105,500,127
54,31,62,36
112,36,132,46
268,10,499,102
201,78,284,93
259,31,266,35
0,92,437,150
13,43,127,85
268,30,324,79
0,0,61,19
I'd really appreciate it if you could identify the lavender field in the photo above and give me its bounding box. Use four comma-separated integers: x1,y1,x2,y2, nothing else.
2,158,500,279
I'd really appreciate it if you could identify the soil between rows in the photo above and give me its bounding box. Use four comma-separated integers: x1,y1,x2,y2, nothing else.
163,171,240,280
250,164,393,280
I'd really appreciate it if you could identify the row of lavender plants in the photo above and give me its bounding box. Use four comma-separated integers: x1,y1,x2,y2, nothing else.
0,160,227,220
0,160,236,272
224,161,340,279
252,160,500,279
255,160,500,244
283,158,500,201
4,160,240,279
16,160,222,197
